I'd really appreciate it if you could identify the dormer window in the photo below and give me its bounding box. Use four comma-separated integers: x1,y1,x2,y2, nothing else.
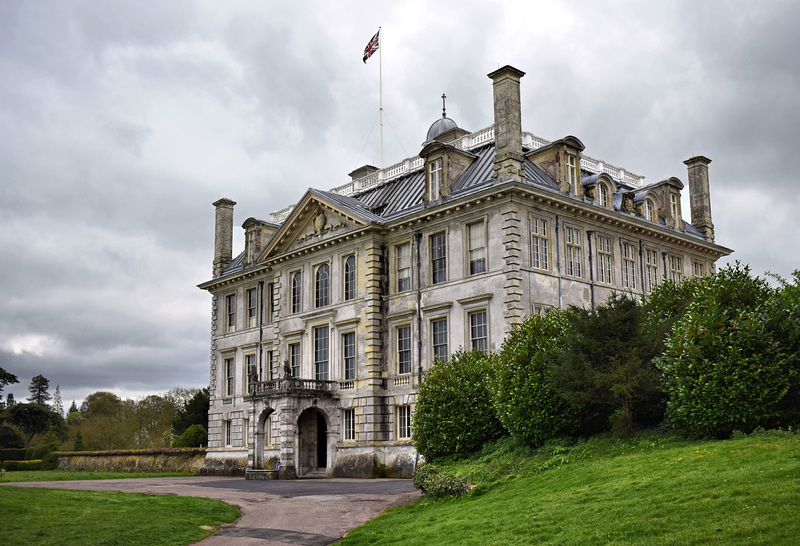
597,183,609,208
645,199,657,222
428,159,442,201
670,193,679,222
567,155,578,195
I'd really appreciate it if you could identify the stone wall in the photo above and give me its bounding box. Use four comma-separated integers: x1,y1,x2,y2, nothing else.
57,448,206,473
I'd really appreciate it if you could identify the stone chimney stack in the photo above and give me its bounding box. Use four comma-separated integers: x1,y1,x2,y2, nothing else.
683,156,714,242
488,65,526,182
212,198,237,277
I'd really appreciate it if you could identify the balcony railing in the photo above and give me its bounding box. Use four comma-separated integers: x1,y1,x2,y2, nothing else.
248,378,339,398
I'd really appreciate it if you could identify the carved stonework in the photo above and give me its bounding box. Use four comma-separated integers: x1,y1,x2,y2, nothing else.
312,209,326,234
296,208,345,245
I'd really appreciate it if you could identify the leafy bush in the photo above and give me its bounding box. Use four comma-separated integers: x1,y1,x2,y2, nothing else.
492,311,578,446
0,426,24,449
0,448,27,461
657,264,792,438
413,349,506,461
412,463,469,498
553,294,663,437
172,424,208,448
3,459,42,471
40,451,59,470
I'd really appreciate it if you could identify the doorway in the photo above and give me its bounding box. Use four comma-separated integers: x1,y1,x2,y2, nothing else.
297,408,328,475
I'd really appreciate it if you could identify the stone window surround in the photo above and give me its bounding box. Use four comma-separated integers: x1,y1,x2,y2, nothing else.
529,213,552,272
595,232,613,286
465,216,488,277
563,223,584,279
393,240,413,294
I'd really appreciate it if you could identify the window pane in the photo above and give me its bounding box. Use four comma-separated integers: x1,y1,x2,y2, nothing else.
315,264,330,308
289,343,300,377
343,332,356,380
397,243,411,292
468,222,486,275
432,318,448,362
314,326,329,380
291,272,302,313
431,232,447,284
344,256,356,301
398,326,412,374
470,311,488,353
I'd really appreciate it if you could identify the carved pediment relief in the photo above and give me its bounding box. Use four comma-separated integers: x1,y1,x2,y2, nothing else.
261,192,374,259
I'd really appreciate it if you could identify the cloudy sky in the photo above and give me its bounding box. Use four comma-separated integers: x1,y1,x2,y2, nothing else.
2,1,799,409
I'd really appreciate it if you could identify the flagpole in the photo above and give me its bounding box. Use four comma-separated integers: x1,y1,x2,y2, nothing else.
379,26,383,169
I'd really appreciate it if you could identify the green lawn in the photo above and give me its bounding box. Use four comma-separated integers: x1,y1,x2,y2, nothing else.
0,487,239,545
341,432,800,545
0,470,196,483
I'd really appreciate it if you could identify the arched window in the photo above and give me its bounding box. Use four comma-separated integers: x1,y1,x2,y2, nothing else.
315,264,330,308
344,255,356,301
291,271,302,313
644,199,657,222
597,183,609,208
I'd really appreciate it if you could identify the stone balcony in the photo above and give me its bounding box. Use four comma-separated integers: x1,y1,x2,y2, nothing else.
247,377,340,399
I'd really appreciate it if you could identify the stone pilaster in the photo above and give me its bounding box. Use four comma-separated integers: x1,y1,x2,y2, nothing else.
501,204,524,329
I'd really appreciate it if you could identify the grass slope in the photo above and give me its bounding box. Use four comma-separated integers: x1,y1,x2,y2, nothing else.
0,487,239,545
0,470,196,483
342,432,800,545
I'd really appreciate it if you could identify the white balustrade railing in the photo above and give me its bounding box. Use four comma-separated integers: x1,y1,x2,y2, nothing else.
272,127,644,220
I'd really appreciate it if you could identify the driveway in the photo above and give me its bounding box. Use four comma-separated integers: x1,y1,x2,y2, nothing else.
7,476,421,545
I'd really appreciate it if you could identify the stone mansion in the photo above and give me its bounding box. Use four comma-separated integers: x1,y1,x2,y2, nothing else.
198,65,732,478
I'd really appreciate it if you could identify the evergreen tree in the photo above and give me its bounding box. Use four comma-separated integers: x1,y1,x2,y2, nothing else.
0,367,19,400
52,386,64,417
68,400,78,414
5,393,15,408
27,374,52,406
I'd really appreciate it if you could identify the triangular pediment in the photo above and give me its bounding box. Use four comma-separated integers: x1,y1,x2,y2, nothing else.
259,190,376,259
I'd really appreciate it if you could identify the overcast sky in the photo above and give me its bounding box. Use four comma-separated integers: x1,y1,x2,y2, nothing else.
2,1,798,409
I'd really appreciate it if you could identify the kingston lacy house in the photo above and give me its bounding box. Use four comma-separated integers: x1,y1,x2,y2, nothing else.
198,65,732,478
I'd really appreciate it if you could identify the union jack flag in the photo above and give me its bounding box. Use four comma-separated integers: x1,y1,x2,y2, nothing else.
363,29,380,63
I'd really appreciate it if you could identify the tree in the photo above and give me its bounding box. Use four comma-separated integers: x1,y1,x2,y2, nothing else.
52,386,63,417
172,388,210,436
657,263,792,438
8,403,62,447
0,425,24,448
552,293,663,438
0,367,19,401
68,400,78,414
492,311,578,447
127,395,176,448
5,393,15,408
27,374,51,406
413,349,506,460
81,391,120,417
172,424,208,447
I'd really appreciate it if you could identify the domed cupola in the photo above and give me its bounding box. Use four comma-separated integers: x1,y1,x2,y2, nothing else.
424,94,468,143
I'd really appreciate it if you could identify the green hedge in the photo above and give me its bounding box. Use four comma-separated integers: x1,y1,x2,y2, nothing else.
0,449,27,461
2,460,42,471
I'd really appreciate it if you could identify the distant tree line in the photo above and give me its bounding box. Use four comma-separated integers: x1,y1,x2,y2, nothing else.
413,263,800,461
0,369,209,451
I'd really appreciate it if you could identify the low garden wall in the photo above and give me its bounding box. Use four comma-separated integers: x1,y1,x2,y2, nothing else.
57,448,206,473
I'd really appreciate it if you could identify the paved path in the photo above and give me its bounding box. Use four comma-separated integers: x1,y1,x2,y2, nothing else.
6,476,421,545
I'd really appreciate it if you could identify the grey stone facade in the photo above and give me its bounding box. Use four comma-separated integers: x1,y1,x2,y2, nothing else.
198,64,732,479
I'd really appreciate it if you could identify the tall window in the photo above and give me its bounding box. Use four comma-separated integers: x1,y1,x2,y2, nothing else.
597,183,609,208
314,326,329,380
645,249,659,292
246,288,258,328
343,409,355,441
315,264,330,308
693,261,705,277
428,159,442,201
531,217,549,270
645,199,657,223
467,221,486,275
267,282,275,322
565,227,582,277
291,271,302,314
243,418,249,447
469,310,488,353
431,318,448,362
596,235,612,285
670,255,683,283
267,349,275,380
224,357,235,397
622,243,637,290
567,155,578,195
226,294,236,333
343,332,356,381
245,353,256,393
396,243,411,292
224,420,232,447
344,255,356,301
397,405,412,439
397,325,412,375
671,193,679,221
431,232,447,284
289,343,301,377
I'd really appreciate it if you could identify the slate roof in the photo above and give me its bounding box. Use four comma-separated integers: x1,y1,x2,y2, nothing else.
219,140,709,277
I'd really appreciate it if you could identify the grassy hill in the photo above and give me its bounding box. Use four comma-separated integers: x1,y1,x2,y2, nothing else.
341,431,800,545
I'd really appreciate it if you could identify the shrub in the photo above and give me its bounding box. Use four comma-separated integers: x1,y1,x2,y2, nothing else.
413,349,506,461
412,463,469,498
172,424,208,448
0,426,24,449
492,311,578,446
2,459,42,471
657,264,791,438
